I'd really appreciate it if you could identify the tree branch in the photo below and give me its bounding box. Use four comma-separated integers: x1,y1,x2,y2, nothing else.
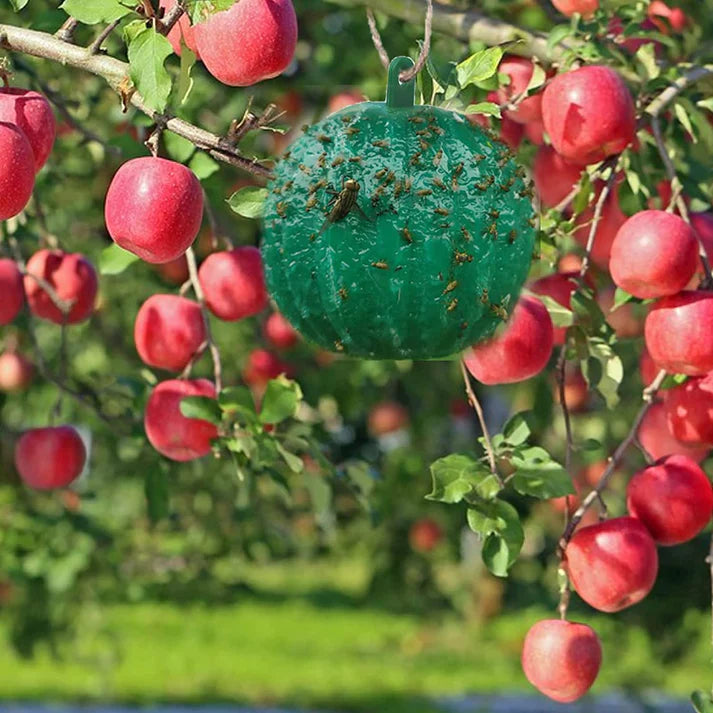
643,64,713,118
0,24,274,179
325,0,566,62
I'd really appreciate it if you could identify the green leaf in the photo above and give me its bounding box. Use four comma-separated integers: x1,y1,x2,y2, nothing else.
583,338,624,408
634,42,660,81
511,447,574,499
501,412,531,446
613,287,635,309
692,691,713,713
467,499,523,576
177,41,197,105
61,0,131,23
145,467,169,522
99,243,139,275
186,0,234,24
228,186,268,219
164,132,195,163
179,396,222,424
218,386,256,420
189,152,220,180
456,47,504,89
225,434,257,459
535,293,574,328
625,167,642,196
127,25,173,114
259,376,302,425
572,173,592,215
8,0,29,10
696,98,713,113
303,472,332,527
674,102,696,142
275,441,304,473
427,454,500,503
547,25,572,53
526,63,547,92
464,102,501,118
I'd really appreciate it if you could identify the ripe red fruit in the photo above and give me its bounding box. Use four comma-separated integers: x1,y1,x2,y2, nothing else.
565,516,658,612
159,0,201,57
532,145,582,208
198,246,267,321
134,295,206,372
542,66,635,166
645,291,713,375
598,287,643,338
522,619,602,703
689,212,713,286
264,312,298,350
327,91,366,114
638,402,709,462
665,374,713,446
14,426,86,490
104,157,203,264
193,0,298,87
243,349,291,388
627,455,713,545
24,249,98,325
409,518,443,553
529,272,581,345
648,0,687,32
574,187,627,268
464,296,553,384
524,119,545,145
368,401,409,437
156,255,190,285
0,258,25,325
639,345,659,387
0,88,56,171
494,56,543,125
0,122,35,220
0,351,33,392
555,366,590,412
144,379,218,461
610,211,698,299
551,0,598,18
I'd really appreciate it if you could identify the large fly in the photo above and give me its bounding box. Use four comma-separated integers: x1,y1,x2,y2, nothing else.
319,178,369,236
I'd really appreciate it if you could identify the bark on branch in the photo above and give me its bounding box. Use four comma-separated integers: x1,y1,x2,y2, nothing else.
0,23,273,179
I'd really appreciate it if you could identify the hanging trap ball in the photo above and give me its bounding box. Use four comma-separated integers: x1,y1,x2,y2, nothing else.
261,56,536,360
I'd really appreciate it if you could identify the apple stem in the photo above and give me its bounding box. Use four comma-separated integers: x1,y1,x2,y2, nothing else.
460,360,503,486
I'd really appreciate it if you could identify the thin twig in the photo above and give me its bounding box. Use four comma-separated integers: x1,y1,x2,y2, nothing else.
460,359,502,485
366,0,433,81
87,19,121,55
185,246,223,392
54,17,78,43
644,64,713,118
158,1,186,35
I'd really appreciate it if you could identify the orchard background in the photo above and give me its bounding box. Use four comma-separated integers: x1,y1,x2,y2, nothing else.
1,0,713,710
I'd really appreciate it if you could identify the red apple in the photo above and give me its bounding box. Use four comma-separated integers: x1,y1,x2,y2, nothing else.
532,145,582,208
368,401,409,436
14,425,86,490
645,291,713,375
105,157,203,264
242,349,291,388
193,0,298,87
598,287,643,338
554,365,590,412
0,88,56,171
665,374,713,446
264,312,298,350
327,91,367,114
529,271,582,345
610,211,698,299
24,249,98,325
524,119,545,145
134,294,206,372
574,186,628,268
464,296,553,384
639,345,659,387
0,258,25,325
542,66,636,166
565,516,658,612
494,56,543,125
551,0,598,18
0,351,33,392
144,378,218,461
648,1,687,32
627,454,713,545
159,0,201,57
409,518,443,552
689,212,713,286
198,246,267,321
156,255,190,285
0,121,35,220
522,619,602,703
468,106,525,151
639,402,709,462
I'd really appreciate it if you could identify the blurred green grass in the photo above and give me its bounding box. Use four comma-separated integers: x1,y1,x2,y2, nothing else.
0,558,709,712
